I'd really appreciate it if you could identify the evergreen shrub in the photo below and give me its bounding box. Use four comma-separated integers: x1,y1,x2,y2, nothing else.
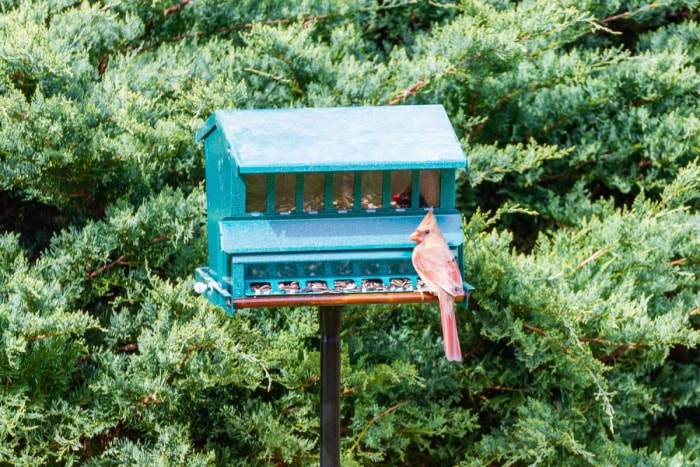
0,0,698,464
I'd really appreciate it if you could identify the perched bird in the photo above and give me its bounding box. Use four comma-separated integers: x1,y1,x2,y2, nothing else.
391,185,428,208
410,209,464,361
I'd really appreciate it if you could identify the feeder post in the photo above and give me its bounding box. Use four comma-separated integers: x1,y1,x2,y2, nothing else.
320,306,342,467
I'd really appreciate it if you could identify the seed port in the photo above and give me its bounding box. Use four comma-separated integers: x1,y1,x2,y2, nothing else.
278,281,301,293
251,282,273,295
303,280,329,293
389,278,412,291
333,279,358,292
361,279,386,292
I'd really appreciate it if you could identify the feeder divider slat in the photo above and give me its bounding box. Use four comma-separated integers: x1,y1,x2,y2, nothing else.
324,173,334,213
296,173,305,212
411,170,421,207
382,170,392,208
266,174,275,213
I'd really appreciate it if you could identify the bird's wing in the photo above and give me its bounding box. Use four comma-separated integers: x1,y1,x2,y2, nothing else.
412,244,465,297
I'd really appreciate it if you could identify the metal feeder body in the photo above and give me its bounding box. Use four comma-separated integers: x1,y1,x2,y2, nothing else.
194,105,473,312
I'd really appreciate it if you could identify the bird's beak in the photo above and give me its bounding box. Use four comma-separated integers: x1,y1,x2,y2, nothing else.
410,230,423,243
391,193,401,202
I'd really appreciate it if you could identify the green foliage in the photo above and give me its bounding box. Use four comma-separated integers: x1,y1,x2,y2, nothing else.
1,0,699,464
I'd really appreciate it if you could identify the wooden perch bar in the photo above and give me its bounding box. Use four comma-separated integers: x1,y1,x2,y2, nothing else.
233,291,468,309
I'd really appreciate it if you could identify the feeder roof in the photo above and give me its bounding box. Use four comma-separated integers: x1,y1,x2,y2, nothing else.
195,105,466,173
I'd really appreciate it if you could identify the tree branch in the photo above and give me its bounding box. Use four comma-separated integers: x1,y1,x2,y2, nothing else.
164,0,191,17
348,400,413,454
88,254,127,279
87,232,173,279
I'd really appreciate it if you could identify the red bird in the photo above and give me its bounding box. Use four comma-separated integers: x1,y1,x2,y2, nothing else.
391,185,428,208
410,209,464,361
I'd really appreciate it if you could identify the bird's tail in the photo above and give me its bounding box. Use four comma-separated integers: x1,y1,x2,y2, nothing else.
438,292,462,362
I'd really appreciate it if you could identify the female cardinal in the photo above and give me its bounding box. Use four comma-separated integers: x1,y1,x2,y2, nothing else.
410,209,464,361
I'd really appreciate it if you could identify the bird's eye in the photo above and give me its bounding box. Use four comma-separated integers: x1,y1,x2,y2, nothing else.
423,229,430,234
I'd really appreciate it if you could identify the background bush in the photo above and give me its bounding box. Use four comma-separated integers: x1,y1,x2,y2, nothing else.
1,0,699,464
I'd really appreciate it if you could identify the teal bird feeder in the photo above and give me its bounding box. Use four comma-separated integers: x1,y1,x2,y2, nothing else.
193,105,471,310
193,105,472,465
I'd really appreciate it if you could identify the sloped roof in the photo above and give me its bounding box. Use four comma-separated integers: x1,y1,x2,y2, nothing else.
195,105,466,173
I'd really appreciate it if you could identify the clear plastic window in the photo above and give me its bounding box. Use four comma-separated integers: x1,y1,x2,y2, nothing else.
245,174,267,213
420,170,440,207
275,173,296,212
333,172,354,210
361,171,383,209
390,170,440,208
303,172,325,211
245,169,440,214
390,171,412,208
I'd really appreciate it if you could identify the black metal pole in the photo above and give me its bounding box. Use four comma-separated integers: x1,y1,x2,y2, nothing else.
320,305,341,467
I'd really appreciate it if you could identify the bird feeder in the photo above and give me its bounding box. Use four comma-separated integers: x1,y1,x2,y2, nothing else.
194,105,472,310
193,105,473,465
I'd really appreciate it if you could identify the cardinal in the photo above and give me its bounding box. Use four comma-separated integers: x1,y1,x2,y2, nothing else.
392,185,427,208
410,209,464,361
